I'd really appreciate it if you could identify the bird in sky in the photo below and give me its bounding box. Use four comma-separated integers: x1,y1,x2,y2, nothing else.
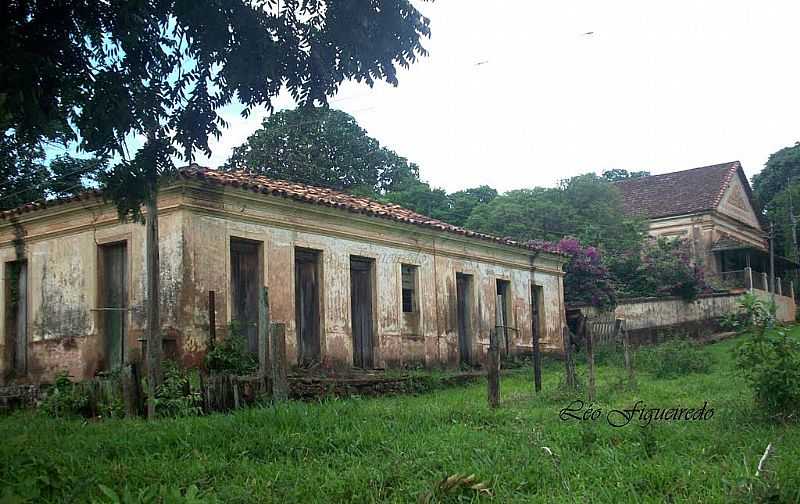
583,31,595,36
475,60,489,66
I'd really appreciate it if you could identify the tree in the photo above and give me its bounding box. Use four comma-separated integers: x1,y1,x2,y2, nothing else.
752,142,800,209
3,1,431,418
225,106,419,194
0,133,100,211
601,169,650,182
752,142,800,263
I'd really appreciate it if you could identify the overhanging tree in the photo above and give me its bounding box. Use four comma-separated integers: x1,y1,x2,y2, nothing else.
3,0,431,418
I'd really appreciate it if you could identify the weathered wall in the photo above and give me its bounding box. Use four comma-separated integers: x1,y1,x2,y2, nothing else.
0,194,185,384
1,182,567,382
181,183,567,369
577,290,796,345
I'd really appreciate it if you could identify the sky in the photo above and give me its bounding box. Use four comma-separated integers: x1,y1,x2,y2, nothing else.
192,0,800,193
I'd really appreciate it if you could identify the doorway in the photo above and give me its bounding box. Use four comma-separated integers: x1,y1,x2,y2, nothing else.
350,256,375,368
295,248,321,366
496,279,511,356
99,243,128,371
230,239,261,355
456,273,473,365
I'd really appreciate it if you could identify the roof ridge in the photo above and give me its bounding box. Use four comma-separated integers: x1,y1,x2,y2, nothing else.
613,160,740,184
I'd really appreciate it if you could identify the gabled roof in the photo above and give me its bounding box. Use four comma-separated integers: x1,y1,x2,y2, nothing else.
0,166,566,258
613,161,756,221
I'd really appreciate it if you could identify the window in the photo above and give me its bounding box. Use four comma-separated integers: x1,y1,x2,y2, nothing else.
401,264,417,313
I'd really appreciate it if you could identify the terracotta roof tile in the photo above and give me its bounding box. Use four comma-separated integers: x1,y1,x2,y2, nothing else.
1,167,565,258
614,161,744,219
180,167,565,256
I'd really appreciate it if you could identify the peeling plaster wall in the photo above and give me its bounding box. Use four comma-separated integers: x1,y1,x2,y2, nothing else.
0,197,185,383
1,183,566,382
181,184,567,369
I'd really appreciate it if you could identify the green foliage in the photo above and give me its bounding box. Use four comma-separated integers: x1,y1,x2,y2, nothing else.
721,293,776,333
733,294,800,421
225,106,420,196
0,132,101,211
155,362,202,419
39,372,90,418
637,339,713,378
752,142,800,261
3,335,800,502
611,237,709,302
204,322,258,375
94,483,216,504
3,1,431,216
601,169,651,182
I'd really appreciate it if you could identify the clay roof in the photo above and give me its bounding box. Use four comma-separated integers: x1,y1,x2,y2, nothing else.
179,167,566,256
614,161,748,220
1,166,566,257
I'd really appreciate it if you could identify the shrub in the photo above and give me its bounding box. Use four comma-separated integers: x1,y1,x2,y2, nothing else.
733,294,800,421
155,362,202,418
637,338,712,378
204,321,258,375
39,372,90,418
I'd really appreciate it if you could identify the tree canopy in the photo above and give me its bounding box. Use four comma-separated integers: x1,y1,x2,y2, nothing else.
224,107,420,194
2,0,432,215
601,169,650,182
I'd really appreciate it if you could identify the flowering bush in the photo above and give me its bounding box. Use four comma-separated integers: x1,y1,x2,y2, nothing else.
531,237,616,309
636,238,710,302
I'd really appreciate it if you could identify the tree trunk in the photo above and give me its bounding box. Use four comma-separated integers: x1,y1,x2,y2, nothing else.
145,187,162,419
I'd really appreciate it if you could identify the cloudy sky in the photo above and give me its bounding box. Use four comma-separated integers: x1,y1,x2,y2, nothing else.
195,0,800,193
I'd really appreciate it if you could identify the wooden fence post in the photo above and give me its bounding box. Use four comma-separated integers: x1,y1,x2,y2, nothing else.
619,319,635,389
271,323,288,402
562,326,576,390
259,287,270,377
745,267,753,291
208,291,216,349
532,323,542,394
584,319,595,402
487,329,500,408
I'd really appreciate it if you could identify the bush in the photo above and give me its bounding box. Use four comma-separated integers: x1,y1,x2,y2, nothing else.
637,338,712,378
39,372,90,418
155,362,202,418
204,321,258,375
733,294,800,421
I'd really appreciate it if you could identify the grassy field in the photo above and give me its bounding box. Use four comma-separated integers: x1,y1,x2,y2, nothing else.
1,333,799,503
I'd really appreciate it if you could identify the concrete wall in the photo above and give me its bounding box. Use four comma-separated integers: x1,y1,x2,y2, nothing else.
1,182,567,383
577,290,796,344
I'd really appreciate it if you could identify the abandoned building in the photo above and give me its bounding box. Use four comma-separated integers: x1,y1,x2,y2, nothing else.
615,161,799,291
0,167,568,384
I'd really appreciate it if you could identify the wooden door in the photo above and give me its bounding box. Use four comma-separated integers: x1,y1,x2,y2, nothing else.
230,240,261,355
456,273,472,365
100,244,127,371
350,257,374,368
295,249,321,366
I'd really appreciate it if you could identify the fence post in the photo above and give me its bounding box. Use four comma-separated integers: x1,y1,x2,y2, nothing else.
777,277,782,297
619,319,636,389
258,287,270,377
745,267,753,291
562,326,576,390
208,291,216,349
270,323,288,402
762,272,769,291
487,329,500,408
584,319,595,402
532,322,542,395
791,281,795,300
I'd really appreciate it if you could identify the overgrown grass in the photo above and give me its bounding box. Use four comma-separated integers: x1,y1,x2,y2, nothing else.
2,331,800,503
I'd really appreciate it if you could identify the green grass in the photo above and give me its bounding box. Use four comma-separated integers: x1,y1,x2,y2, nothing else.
2,332,800,503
